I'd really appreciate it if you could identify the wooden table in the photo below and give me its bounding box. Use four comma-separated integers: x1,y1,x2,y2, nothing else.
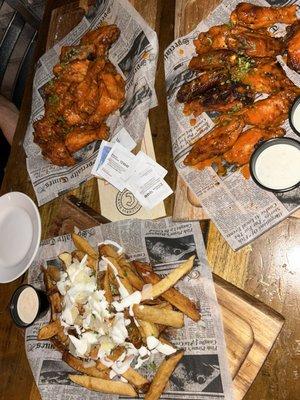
0,1,299,399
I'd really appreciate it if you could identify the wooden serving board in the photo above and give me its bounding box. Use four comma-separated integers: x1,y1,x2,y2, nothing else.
172,0,300,222
49,196,284,400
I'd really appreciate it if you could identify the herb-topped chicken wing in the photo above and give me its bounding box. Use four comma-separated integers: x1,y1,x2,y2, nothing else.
33,24,125,166
230,2,297,30
223,127,285,166
184,118,245,166
286,21,300,72
178,2,300,178
239,90,298,127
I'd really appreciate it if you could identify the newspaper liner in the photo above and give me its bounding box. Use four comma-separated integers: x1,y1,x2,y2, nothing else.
165,0,300,251
26,218,233,400
24,0,158,206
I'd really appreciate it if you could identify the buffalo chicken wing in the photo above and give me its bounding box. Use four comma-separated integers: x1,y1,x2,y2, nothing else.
33,24,125,166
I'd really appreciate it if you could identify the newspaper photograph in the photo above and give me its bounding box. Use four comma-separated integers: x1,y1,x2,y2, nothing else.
165,0,300,250
24,0,158,206
26,218,233,400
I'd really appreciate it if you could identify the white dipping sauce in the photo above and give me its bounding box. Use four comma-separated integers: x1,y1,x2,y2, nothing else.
292,103,300,133
255,143,300,190
17,286,39,324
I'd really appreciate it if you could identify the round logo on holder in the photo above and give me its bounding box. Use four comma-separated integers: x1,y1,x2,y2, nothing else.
116,189,142,216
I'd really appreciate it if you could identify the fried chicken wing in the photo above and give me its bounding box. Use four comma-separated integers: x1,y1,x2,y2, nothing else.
177,69,229,103
193,25,231,55
80,24,120,56
183,82,254,116
230,3,297,30
240,60,295,94
226,28,283,58
65,124,109,153
188,50,238,71
53,60,90,82
60,44,96,63
184,118,245,166
33,24,125,166
286,21,300,73
240,90,297,127
223,127,285,166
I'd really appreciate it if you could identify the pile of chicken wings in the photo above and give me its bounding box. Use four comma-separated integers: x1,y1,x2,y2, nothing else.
34,25,125,166
177,2,300,176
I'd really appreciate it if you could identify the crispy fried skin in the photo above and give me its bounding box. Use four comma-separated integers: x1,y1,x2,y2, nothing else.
226,27,283,58
240,90,298,127
230,3,297,30
188,50,238,71
183,82,255,116
286,21,300,73
193,24,231,54
33,25,125,166
184,118,245,166
65,124,109,153
177,69,229,103
240,60,295,94
223,127,285,166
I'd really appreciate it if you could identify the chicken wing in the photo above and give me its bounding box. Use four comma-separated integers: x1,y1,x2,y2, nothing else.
177,69,229,103
65,124,109,153
193,24,232,55
33,24,125,166
223,127,285,166
226,27,283,58
184,118,245,166
240,60,295,94
286,21,300,73
183,82,255,117
240,90,297,127
188,50,238,71
80,24,120,56
230,3,297,30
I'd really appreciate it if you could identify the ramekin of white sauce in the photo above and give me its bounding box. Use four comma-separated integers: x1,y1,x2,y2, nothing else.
250,138,300,192
10,284,49,327
289,96,300,137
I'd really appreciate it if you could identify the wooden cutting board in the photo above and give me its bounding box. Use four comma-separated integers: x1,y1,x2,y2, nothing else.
49,196,284,400
172,0,300,221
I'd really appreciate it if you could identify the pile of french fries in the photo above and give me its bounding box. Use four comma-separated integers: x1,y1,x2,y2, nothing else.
38,233,201,399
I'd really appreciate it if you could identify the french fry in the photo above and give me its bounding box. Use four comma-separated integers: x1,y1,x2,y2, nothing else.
50,292,62,316
105,256,134,294
138,319,159,339
158,335,174,347
122,265,144,290
38,320,61,340
71,232,98,259
50,337,67,353
69,375,137,397
71,250,98,272
144,351,184,400
122,368,149,392
108,346,125,361
58,252,72,269
43,268,62,317
98,244,122,260
56,327,69,344
103,270,113,303
133,305,184,328
141,256,195,301
127,320,143,348
136,261,201,321
62,352,109,379
46,265,61,282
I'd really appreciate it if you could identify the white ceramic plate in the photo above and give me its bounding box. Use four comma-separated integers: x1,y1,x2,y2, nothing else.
0,192,41,283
